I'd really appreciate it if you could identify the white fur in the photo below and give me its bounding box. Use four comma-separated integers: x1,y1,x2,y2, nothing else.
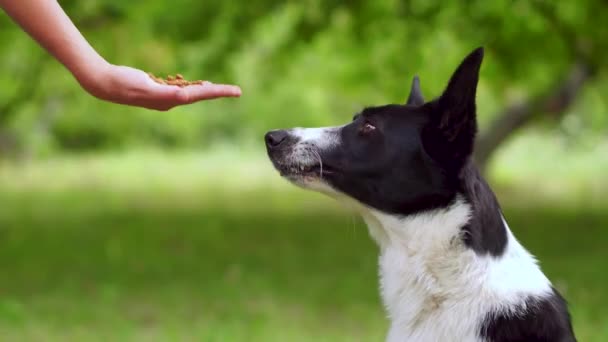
291,127,341,149
362,199,552,342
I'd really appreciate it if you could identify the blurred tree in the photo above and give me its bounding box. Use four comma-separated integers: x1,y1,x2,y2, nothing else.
468,0,605,169
0,0,606,165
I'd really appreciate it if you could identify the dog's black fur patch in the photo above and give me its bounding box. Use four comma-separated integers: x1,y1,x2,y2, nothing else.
459,161,508,256
480,287,576,342
323,103,457,216
406,75,425,106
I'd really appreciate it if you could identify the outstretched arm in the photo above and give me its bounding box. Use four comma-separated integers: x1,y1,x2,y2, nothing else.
0,0,241,111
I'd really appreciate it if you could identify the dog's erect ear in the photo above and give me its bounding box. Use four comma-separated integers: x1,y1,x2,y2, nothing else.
423,47,484,170
406,76,424,106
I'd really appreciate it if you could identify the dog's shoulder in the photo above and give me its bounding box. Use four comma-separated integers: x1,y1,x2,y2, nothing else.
480,287,576,342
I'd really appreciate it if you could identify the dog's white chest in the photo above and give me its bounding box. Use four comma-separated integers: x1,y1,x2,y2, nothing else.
379,247,484,342
364,201,553,342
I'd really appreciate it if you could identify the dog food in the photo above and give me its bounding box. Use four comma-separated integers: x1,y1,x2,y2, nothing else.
148,72,205,87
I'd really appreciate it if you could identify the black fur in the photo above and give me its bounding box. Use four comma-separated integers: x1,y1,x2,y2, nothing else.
481,288,576,342
406,76,425,106
323,103,457,216
460,161,508,256
422,48,483,174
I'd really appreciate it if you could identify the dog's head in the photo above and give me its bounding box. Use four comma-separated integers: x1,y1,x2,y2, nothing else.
265,48,484,216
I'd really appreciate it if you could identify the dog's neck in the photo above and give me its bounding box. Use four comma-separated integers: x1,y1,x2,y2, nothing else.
359,197,553,341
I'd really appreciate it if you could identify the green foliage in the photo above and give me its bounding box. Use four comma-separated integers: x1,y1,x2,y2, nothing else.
0,0,607,154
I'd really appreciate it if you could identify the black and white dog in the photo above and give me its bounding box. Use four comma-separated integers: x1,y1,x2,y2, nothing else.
264,48,576,342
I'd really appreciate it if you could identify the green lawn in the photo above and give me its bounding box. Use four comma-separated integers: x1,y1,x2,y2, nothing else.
0,152,606,341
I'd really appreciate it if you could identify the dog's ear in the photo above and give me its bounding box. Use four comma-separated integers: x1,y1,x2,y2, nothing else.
406,76,424,106
422,47,484,171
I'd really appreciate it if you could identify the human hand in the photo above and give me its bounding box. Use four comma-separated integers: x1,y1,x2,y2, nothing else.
82,64,242,111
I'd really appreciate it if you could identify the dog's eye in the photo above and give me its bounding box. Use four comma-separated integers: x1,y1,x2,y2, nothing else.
360,122,376,134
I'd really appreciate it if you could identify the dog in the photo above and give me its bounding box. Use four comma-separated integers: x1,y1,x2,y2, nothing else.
264,48,576,342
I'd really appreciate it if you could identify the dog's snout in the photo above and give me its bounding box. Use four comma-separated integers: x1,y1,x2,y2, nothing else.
265,130,288,148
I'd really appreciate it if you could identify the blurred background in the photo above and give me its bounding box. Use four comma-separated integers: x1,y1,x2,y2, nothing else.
0,0,607,341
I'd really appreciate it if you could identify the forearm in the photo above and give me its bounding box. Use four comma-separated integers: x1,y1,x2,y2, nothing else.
1,0,241,110
0,0,108,86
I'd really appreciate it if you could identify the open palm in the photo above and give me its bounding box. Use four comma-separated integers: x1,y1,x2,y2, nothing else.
90,65,242,111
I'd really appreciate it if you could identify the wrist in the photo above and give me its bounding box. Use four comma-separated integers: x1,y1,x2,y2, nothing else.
71,57,113,100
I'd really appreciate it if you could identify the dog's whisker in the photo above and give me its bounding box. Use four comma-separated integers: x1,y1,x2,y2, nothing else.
312,150,323,180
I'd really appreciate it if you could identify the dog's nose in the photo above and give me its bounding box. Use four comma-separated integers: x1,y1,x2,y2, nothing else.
265,130,288,148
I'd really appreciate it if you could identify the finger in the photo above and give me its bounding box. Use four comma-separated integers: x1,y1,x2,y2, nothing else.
181,83,242,102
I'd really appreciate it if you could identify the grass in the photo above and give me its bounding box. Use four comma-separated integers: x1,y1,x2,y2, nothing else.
0,150,607,341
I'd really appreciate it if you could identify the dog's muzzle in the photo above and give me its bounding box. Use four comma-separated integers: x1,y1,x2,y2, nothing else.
264,129,327,179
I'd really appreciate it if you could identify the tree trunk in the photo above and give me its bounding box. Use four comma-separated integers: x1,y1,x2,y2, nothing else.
0,55,48,158
0,129,17,159
474,61,594,171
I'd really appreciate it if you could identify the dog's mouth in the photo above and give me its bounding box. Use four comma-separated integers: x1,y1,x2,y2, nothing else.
274,161,338,179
